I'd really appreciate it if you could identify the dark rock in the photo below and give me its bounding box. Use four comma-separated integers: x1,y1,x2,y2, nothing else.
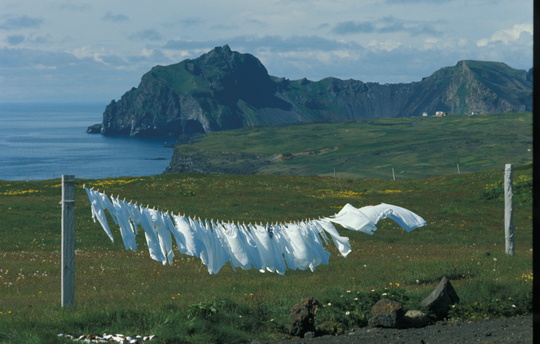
421,276,460,320
86,123,102,134
403,310,430,328
289,297,321,337
368,299,408,329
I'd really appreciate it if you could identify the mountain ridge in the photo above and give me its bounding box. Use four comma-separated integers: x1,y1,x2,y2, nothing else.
97,45,532,138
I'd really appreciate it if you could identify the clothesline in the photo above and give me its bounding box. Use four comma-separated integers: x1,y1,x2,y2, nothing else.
83,187,427,275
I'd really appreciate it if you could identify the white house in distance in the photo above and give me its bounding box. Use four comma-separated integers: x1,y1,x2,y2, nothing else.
434,111,447,117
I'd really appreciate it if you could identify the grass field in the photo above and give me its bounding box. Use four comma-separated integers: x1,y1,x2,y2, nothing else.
170,112,532,179
0,162,532,343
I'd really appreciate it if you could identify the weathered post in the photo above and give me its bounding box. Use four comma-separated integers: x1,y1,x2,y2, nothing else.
504,165,515,255
61,175,75,307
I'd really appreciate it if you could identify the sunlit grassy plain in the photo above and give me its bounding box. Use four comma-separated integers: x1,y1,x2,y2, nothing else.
170,112,532,179
0,162,532,343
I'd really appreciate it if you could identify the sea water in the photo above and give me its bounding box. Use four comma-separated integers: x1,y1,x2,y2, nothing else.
0,103,175,180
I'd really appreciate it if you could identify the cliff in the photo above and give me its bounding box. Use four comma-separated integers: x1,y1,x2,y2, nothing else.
97,45,532,138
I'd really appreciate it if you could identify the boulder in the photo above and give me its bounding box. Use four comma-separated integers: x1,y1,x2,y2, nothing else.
86,123,102,134
289,297,321,337
368,298,408,329
403,310,430,328
421,276,460,320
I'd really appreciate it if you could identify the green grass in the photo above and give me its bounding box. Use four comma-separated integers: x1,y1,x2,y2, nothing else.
0,164,532,343
170,112,532,179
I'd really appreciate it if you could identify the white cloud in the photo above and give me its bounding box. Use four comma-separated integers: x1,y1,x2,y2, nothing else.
0,0,532,102
367,39,402,52
476,23,533,47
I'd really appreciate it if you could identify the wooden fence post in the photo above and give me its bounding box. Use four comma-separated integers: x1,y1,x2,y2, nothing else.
61,175,75,307
504,165,515,256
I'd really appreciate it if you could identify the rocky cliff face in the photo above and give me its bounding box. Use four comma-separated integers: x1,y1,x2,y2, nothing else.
97,45,532,138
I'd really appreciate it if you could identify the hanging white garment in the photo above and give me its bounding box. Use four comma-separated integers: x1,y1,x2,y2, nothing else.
329,203,377,234
374,203,426,231
299,221,331,272
163,213,187,255
110,197,137,251
147,209,175,265
83,188,427,275
173,215,204,258
138,207,167,263
194,219,228,275
357,203,427,232
279,222,316,271
271,224,299,270
249,224,287,274
238,223,264,271
214,222,251,271
123,201,140,235
313,218,351,257
84,188,114,242
204,220,230,275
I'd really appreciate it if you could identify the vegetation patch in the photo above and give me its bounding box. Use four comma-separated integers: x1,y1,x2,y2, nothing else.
0,163,532,343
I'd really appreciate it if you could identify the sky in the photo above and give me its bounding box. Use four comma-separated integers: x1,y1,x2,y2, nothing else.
0,0,533,104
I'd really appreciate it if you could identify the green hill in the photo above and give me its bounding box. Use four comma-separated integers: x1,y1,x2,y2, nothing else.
97,45,532,138
166,112,532,179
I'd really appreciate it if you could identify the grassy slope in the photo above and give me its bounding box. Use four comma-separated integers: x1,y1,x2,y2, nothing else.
172,113,532,179
0,162,532,343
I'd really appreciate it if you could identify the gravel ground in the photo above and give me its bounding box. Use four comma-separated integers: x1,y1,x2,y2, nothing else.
255,316,533,344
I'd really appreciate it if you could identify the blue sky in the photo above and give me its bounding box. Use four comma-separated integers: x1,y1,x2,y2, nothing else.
0,0,533,103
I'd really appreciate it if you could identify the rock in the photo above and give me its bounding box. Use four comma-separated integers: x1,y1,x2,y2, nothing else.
57,333,156,343
403,310,430,328
86,123,102,134
289,297,321,337
368,298,408,329
304,331,315,339
421,276,460,320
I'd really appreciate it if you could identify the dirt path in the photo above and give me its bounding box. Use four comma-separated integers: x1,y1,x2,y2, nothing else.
255,316,533,344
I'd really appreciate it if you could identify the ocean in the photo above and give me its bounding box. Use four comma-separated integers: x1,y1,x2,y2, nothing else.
0,103,175,181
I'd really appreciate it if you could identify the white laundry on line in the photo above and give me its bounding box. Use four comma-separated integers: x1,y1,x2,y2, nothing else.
83,188,427,274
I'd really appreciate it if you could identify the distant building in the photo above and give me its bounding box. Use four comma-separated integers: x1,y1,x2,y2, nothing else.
435,111,447,117
422,112,429,117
